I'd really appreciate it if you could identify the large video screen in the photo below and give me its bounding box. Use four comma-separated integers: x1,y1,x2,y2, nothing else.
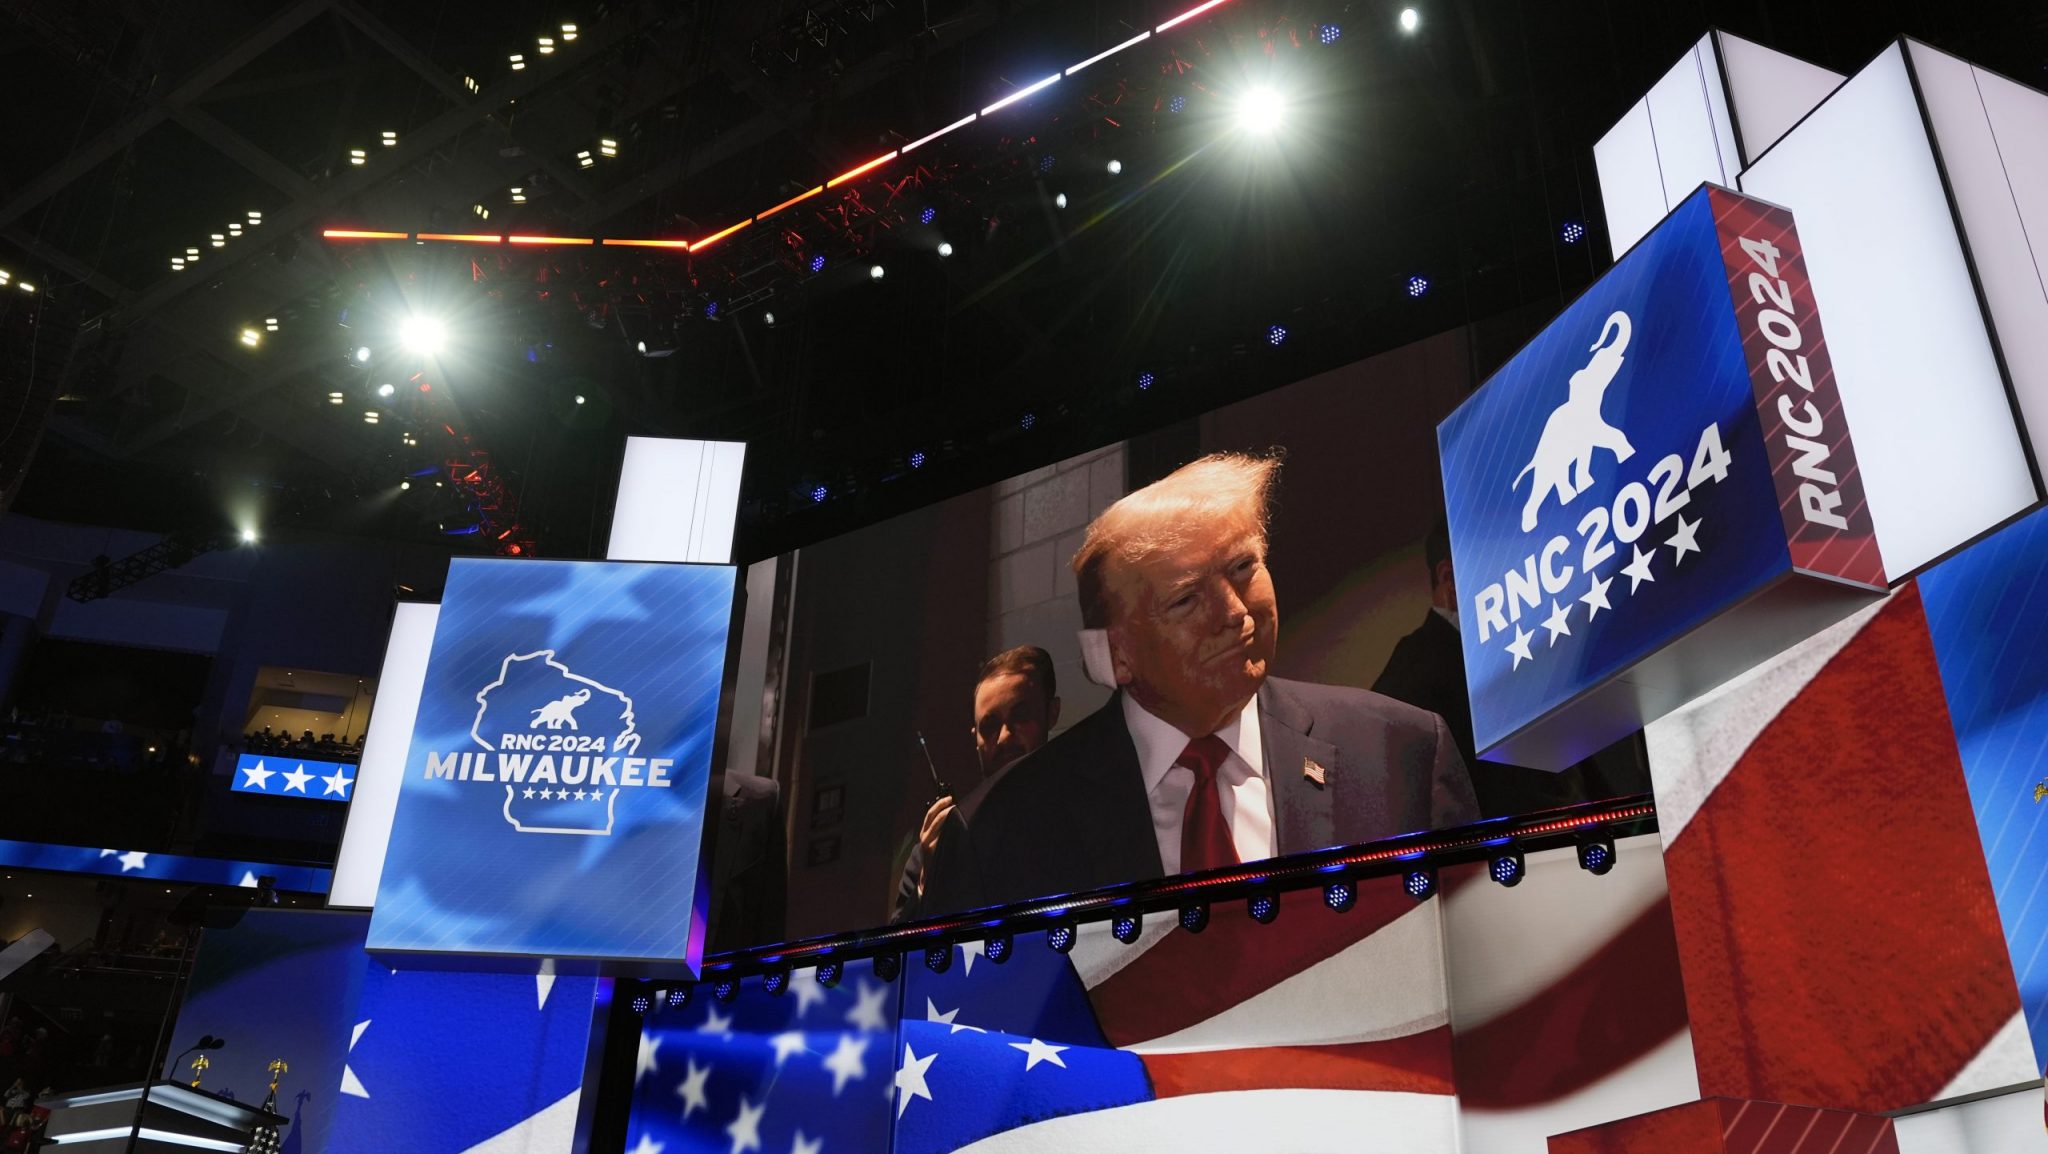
706,331,1649,950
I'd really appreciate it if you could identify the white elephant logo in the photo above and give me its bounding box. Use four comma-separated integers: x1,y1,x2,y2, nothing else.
1511,311,1636,531
529,688,592,730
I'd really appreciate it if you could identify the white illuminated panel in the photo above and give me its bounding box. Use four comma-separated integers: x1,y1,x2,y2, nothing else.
1716,30,1844,164
1739,44,2038,579
1909,39,2048,475
608,437,746,564
1593,100,1667,260
1593,35,1742,258
328,601,438,908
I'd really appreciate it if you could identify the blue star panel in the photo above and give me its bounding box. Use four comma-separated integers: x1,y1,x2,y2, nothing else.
232,754,357,802
0,837,330,891
368,558,735,963
1920,505,2048,1078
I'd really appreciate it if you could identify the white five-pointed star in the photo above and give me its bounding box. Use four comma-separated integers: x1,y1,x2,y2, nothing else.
822,1033,868,1095
1580,572,1614,621
769,1030,808,1066
1541,599,1572,645
894,1045,937,1119
676,1057,711,1118
280,764,314,793
241,761,274,790
1666,513,1702,565
791,1132,823,1154
1505,625,1535,670
573,788,588,801
725,1095,767,1154
924,998,986,1035
320,765,354,797
957,940,984,976
626,1136,664,1154
1621,544,1656,592
116,850,149,872
635,1030,661,1085
845,981,890,1033
698,1006,735,1039
523,787,536,799
1008,1037,1070,1071
788,968,827,1019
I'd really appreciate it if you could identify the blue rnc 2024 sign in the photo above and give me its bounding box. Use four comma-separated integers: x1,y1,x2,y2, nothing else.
366,557,735,964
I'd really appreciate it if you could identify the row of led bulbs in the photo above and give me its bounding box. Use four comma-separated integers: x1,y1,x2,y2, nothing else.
169,209,263,273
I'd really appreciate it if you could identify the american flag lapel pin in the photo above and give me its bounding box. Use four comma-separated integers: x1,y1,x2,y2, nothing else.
1303,757,1327,788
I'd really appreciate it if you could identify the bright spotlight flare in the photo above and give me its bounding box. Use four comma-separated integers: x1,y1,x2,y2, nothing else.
1236,86,1285,134
398,315,446,355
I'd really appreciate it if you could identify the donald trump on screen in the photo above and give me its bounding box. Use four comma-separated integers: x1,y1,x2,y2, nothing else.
941,451,1480,909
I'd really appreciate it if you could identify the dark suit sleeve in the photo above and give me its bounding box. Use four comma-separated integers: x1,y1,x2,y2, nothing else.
890,844,926,925
1427,710,1482,829
918,810,981,917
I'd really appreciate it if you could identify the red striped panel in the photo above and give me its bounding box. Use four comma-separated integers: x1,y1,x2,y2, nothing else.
1548,1099,1722,1154
1715,1099,1899,1154
1663,586,2022,1111
1140,1026,1457,1099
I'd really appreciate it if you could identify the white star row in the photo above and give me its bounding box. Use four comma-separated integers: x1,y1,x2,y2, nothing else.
517,786,607,801
1505,513,1702,671
239,760,353,797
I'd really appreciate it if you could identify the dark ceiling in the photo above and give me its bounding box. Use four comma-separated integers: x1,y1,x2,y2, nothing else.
2,0,2043,565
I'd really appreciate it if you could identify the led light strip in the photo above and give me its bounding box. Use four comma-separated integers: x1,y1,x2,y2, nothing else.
323,0,1237,256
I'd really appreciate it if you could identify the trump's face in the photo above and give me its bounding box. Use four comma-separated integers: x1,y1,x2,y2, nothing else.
1106,521,1278,737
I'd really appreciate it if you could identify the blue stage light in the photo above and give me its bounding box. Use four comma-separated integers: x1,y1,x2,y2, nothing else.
1318,23,1342,44
1407,275,1430,298
1038,154,1055,174
872,952,902,982
920,205,937,225
1112,913,1142,943
1247,891,1279,925
1169,94,1187,113
1561,220,1586,245
1021,412,1036,431
815,961,842,988
810,484,828,503
1137,371,1155,390
1046,921,1077,953
1404,868,1438,901
809,253,827,273
1490,849,1526,888
985,934,1012,964
630,992,651,1015
909,450,926,469
924,944,952,973
1179,903,1210,934
712,978,740,1003
1267,324,1288,346
762,967,790,995
667,986,692,1009
1323,879,1356,912
705,300,719,318
1578,836,1616,876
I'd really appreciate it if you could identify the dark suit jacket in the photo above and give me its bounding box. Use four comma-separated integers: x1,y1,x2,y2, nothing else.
939,677,1479,912
1372,610,1648,817
701,773,786,954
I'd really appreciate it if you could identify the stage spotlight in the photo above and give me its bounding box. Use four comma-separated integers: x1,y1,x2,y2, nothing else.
630,991,651,1015
1038,155,1055,174
763,312,776,326
1578,836,1617,876
1045,921,1077,953
561,22,577,40
1054,192,1068,209
400,481,411,491
1399,7,1421,33
920,206,937,225
869,264,886,280
348,149,366,167
1106,159,1123,175
509,53,525,71
908,450,927,469
923,944,951,974
704,300,719,319
1168,93,1187,113
1247,890,1279,925
1407,275,1430,298
1561,220,1586,245
815,961,842,989
538,37,556,55
1020,412,1037,431
381,129,398,147
1267,324,1288,347
574,394,586,405
399,315,446,354
1317,23,1342,45
1111,913,1142,943
712,978,740,1003
353,346,372,363
1137,371,1155,391
1179,903,1210,934
363,411,380,424
809,254,826,273
1323,878,1356,912
810,485,828,504
1404,867,1438,901
985,934,1012,964
600,138,618,158
327,392,344,405
376,382,395,398
264,317,279,332
240,528,259,545
1236,86,1284,134
667,986,692,1010
762,967,790,996
1490,849,1526,888
872,952,902,982
576,150,594,168
239,329,261,348
937,241,954,258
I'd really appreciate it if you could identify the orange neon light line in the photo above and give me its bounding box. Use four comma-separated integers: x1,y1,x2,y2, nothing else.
416,233,502,244
322,229,410,240
600,238,693,249
757,186,825,221
689,219,752,252
507,235,594,245
825,151,899,189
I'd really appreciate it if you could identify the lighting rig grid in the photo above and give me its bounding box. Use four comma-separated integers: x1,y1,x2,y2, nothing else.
682,794,1655,991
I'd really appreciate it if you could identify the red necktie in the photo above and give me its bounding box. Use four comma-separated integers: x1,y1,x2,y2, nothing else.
1177,735,1239,873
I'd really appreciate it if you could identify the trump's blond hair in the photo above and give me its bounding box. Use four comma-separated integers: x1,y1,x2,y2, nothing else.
1072,451,1281,628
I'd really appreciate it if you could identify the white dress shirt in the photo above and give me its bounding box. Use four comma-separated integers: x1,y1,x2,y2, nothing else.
1121,691,1275,875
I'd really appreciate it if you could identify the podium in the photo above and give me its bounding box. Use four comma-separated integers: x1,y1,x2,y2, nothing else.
36,1081,286,1153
